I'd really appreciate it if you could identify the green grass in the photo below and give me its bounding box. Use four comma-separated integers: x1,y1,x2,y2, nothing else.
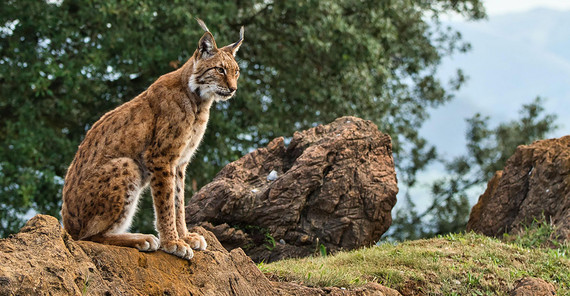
261,225,569,295
81,271,91,296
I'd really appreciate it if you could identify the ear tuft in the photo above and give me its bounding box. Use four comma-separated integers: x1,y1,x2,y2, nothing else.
195,18,217,59
196,18,209,33
229,26,244,57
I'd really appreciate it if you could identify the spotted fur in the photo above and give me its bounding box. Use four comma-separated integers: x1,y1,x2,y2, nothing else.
61,19,243,260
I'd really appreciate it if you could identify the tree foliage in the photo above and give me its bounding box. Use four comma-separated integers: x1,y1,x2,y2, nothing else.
390,97,558,241
0,0,485,236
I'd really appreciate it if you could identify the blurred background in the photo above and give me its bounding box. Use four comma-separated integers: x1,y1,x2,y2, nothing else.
0,0,567,239
395,0,570,240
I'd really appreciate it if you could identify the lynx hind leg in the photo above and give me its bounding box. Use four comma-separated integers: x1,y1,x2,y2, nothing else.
78,158,149,246
182,232,207,251
90,233,160,252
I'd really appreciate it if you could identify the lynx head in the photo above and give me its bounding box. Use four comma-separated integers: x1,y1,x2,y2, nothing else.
188,19,244,102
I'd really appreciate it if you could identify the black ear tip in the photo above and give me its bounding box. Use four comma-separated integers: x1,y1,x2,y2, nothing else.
196,18,209,32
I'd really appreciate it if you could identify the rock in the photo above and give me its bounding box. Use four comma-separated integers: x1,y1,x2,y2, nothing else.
467,171,503,234
510,277,556,296
467,136,570,239
0,215,396,295
0,215,275,295
186,116,398,262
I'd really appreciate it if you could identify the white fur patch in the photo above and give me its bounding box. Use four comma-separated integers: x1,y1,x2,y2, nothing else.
188,74,235,102
177,100,212,166
188,74,200,96
110,184,143,234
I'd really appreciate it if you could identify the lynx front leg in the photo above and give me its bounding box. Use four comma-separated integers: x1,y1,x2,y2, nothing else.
175,163,207,251
150,164,194,260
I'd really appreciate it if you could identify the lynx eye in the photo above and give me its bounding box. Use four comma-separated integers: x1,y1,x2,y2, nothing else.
215,67,225,75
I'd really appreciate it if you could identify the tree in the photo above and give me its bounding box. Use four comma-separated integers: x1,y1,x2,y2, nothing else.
390,97,558,241
0,0,485,237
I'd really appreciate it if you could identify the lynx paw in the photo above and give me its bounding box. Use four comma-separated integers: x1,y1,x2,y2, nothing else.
134,234,160,252
182,233,207,251
161,239,194,260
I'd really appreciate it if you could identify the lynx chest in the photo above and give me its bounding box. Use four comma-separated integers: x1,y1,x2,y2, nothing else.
177,102,211,166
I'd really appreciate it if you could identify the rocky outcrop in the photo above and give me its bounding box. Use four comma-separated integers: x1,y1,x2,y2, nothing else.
0,215,399,295
0,215,276,295
510,277,556,296
186,116,398,262
467,136,570,239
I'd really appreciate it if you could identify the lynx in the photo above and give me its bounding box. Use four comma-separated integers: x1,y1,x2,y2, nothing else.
61,19,243,260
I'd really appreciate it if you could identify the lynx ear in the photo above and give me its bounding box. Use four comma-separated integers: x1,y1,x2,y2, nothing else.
196,18,217,59
198,32,217,59
229,26,244,57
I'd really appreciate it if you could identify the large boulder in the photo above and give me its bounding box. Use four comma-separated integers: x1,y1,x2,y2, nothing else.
186,116,398,262
467,136,570,239
0,215,400,295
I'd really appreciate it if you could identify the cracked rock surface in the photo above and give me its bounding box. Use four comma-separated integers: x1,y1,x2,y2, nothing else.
186,116,398,262
467,136,570,240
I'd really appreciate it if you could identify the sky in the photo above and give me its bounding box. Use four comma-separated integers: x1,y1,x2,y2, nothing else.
406,1,570,210
483,0,570,15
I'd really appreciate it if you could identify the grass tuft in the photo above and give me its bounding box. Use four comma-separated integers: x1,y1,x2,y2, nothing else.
262,229,569,295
